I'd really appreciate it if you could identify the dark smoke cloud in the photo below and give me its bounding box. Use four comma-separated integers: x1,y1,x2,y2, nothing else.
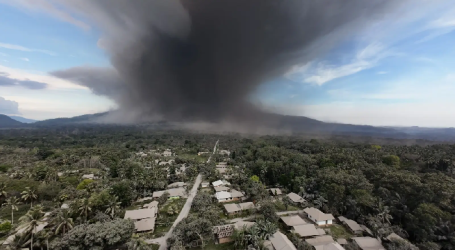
51,0,404,125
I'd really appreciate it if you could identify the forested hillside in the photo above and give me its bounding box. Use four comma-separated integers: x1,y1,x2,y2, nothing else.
0,126,453,249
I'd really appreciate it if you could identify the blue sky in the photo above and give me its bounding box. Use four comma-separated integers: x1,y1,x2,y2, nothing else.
1,0,455,127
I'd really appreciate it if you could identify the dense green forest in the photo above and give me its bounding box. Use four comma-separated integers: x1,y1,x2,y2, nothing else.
0,126,453,249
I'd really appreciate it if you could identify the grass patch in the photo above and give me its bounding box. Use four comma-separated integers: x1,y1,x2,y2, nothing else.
274,201,300,212
328,224,353,239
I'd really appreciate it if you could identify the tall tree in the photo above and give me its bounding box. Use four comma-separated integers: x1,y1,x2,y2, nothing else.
21,187,38,207
77,198,92,222
3,197,21,224
105,196,122,219
52,209,74,235
19,205,44,250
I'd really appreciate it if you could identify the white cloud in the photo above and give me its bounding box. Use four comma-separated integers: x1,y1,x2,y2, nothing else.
0,96,20,115
0,0,90,30
0,64,86,90
21,58,30,62
287,43,390,85
0,42,56,56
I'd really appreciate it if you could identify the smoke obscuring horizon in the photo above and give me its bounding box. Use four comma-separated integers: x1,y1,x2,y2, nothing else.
51,0,404,126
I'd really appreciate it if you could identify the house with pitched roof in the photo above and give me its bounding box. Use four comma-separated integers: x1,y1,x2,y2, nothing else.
304,207,335,226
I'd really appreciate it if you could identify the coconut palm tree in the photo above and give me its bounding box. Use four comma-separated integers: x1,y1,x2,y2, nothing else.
77,198,92,222
52,209,74,235
232,228,247,249
3,197,21,224
19,205,44,250
0,182,8,200
105,196,121,219
257,220,277,240
21,187,38,208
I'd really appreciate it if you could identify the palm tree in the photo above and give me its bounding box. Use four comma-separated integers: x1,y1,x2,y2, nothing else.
77,198,92,222
257,220,277,240
375,199,393,224
105,196,121,218
232,228,247,249
19,205,44,250
127,234,153,250
3,197,21,224
0,182,8,200
52,209,74,235
21,187,38,208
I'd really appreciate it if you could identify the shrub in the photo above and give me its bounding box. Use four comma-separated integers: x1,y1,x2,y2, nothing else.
77,179,94,190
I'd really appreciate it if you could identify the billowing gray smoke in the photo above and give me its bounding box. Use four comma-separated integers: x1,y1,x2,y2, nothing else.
52,0,402,125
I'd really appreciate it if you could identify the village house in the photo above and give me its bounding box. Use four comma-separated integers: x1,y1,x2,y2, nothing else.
216,162,228,174
216,191,233,202
143,200,159,209
322,242,346,250
304,207,335,226
269,188,283,196
201,182,210,188
223,202,255,215
168,182,186,188
280,215,308,229
352,237,385,250
287,192,306,204
293,224,326,238
229,189,245,201
338,216,364,234
305,235,335,250
152,187,186,199
212,221,255,244
162,149,172,157
212,180,230,187
124,208,158,232
219,149,231,156
214,186,230,192
268,231,298,250
82,173,96,180
137,197,153,203
337,239,348,246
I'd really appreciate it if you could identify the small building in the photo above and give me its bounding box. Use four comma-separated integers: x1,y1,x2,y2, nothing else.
214,186,230,192
360,225,374,236
216,191,233,202
287,192,306,204
337,238,348,245
223,202,255,215
342,218,364,234
352,237,385,250
124,208,158,233
280,215,308,228
304,207,334,226
323,242,346,250
137,197,153,203
269,188,282,196
306,235,335,250
162,150,172,157
212,221,255,244
82,174,95,180
293,224,325,238
143,201,159,209
201,182,210,188
230,189,245,200
219,150,231,156
212,180,230,187
269,231,297,250
198,151,210,156
152,187,186,199
168,182,186,188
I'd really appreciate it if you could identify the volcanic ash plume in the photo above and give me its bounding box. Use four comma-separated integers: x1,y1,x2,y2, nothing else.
52,0,402,125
